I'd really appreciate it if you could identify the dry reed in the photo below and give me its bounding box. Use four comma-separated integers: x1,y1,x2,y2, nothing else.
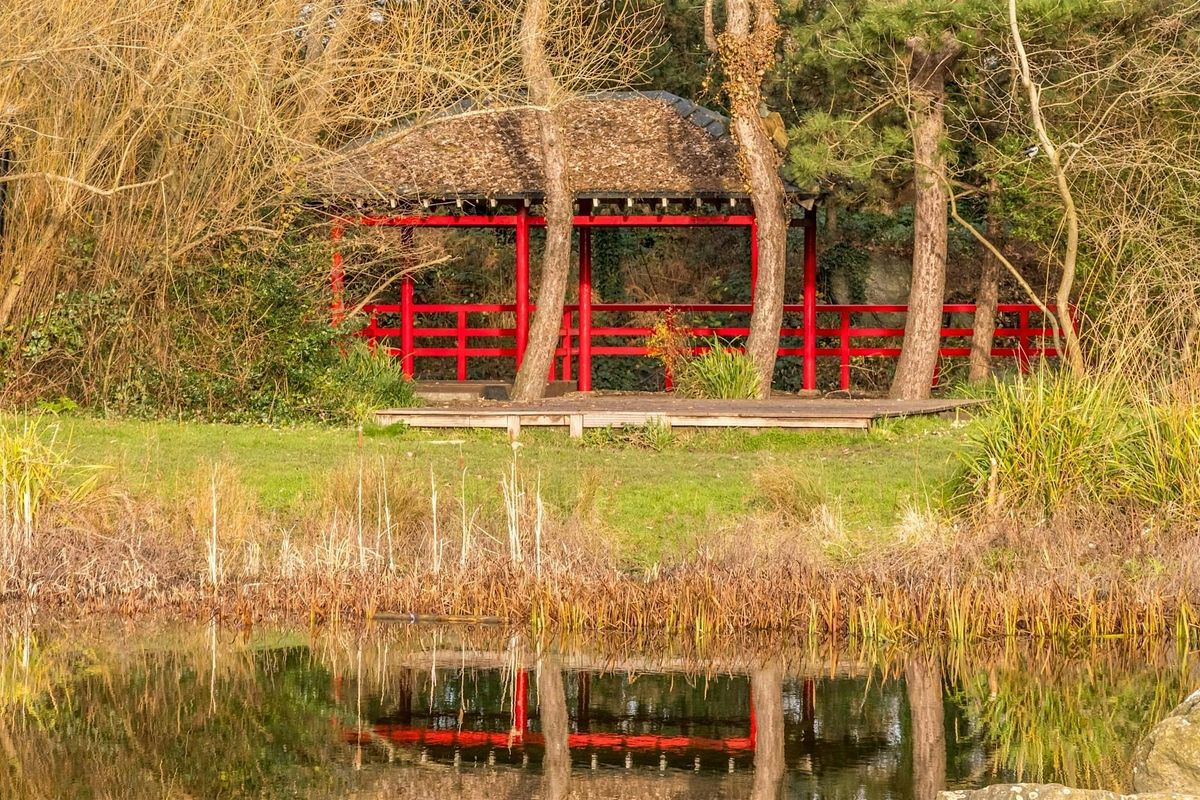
3,438,1197,644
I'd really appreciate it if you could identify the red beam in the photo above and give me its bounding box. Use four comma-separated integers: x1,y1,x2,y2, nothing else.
357,214,758,228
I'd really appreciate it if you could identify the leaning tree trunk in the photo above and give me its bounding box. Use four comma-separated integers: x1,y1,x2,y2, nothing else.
890,36,963,401
968,186,1003,383
717,0,787,399
906,653,947,800
511,0,574,402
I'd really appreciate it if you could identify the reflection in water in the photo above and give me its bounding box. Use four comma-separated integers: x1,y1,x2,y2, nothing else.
0,621,1195,799
751,666,785,800
539,659,571,800
907,653,947,800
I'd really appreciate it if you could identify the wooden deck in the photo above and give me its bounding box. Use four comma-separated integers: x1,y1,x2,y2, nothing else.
376,394,979,436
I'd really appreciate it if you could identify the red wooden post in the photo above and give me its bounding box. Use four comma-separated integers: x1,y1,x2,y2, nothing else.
578,220,593,392
456,309,467,381
400,274,415,378
1018,308,1031,373
330,223,345,326
561,310,572,383
840,309,851,390
515,206,531,367
802,207,819,391
749,216,759,301
513,669,529,738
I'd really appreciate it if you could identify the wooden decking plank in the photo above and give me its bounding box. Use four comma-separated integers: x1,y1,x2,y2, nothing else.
374,395,981,433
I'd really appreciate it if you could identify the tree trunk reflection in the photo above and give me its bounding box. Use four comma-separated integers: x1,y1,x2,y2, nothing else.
538,660,570,800
751,665,785,800
906,653,947,800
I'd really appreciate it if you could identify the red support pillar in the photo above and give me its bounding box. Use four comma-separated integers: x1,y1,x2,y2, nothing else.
400,274,415,378
456,309,467,381
802,206,818,392
561,310,572,383
515,206,531,367
749,216,759,302
400,226,415,377
331,223,345,326
578,206,593,392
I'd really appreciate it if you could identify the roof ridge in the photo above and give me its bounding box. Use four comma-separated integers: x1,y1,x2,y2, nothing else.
584,90,729,140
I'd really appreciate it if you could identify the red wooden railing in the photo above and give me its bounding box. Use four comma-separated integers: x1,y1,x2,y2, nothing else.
359,301,1061,390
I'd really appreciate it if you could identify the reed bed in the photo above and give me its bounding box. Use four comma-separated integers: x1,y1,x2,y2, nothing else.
0,414,1196,639
2,423,1196,643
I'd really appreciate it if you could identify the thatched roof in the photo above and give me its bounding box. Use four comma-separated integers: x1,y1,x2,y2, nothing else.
313,91,809,207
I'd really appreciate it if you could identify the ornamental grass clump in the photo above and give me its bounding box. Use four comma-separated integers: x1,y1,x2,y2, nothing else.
959,369,1200,520
676,341,761,399
0,420,70,570
313,340,418,422
647,315,760,399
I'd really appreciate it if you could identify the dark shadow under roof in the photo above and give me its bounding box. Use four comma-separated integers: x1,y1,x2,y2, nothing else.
312,91,811,207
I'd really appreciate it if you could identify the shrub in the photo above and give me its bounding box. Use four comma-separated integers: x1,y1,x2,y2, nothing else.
309,342,418,423
675,338,761,400
958,370,1200,517
5,232,417,424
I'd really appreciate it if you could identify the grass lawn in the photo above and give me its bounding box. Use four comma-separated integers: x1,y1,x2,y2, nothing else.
45,413,973,564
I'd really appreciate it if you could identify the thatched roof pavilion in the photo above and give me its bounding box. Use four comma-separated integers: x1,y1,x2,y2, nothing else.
316,91,813,207
318,90,821,395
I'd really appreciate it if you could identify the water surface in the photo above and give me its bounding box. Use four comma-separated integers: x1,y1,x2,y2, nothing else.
0,621,1193,799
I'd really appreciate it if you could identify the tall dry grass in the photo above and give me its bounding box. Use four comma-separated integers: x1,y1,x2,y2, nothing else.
0,0,656,403
0,425,1195,642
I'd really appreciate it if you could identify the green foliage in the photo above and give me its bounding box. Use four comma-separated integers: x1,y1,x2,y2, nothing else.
788,110,908,192
8,232,415,424
958,370,1200,515
310,342,418,424
675,338,761,400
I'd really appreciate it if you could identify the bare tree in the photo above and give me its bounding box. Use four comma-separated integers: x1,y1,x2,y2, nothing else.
511,0,574,403
706,0,788,398
1006,0,1084,375
889,33,963,400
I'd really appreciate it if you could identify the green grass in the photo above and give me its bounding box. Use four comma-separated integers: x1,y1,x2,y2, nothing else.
34,412,971,565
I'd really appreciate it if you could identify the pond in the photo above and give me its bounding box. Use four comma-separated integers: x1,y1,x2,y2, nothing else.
0,620,1193,799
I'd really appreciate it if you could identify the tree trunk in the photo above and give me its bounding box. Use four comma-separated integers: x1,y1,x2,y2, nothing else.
718,0,787,399
511,0,574,403
968,186,1002,383
537,661,571,800
750,665,785,800
906,653,946,800
890,36,962,401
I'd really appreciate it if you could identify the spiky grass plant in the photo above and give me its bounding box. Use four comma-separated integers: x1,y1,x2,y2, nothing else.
960,369,1200,518
676,338,761,400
